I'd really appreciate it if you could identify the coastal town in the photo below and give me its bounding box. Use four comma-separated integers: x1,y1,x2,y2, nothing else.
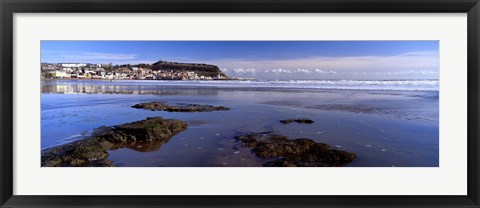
41,60,230,80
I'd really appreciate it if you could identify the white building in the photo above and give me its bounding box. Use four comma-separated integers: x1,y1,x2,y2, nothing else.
61,63,87,68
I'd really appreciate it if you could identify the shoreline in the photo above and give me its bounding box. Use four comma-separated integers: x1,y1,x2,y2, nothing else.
41,77,244,82
41,79,440,92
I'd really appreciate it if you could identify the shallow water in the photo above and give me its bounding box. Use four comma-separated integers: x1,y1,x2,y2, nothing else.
41,80,439,167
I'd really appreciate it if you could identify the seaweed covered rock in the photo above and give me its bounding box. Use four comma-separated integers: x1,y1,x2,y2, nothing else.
41,117,188,167
235,132,356,167
95,117,188,142
41,137,114,167
132,102,230,112
280,118,314,124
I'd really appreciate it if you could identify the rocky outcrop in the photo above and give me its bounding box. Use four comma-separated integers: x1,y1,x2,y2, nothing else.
151,60,228,78
41,117,188,167
132,102,230,112
280,118,314,124
235,132,356,167
95,117,188,142
41,137,114,167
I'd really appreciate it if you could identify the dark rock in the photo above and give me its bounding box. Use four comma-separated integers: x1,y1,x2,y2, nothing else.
41,137,113,167
41,117,188,167
96,117,188,142
280,118,314,124
235,132,356,167
132,102,230,112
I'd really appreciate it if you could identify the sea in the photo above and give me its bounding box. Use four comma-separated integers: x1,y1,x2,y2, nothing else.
41,79,439,167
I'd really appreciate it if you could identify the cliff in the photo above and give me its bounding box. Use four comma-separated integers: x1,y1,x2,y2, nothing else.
151,60,229,78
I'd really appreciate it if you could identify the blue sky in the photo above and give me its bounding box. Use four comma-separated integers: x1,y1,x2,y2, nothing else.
41,41,439,80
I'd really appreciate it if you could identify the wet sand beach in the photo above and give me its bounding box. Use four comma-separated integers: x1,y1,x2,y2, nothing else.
41,80,439,167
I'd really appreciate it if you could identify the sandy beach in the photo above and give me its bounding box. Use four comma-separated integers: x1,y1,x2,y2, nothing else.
40,80,439,167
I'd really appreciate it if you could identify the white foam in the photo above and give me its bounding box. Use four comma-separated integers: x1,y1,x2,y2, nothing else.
69,79,439,91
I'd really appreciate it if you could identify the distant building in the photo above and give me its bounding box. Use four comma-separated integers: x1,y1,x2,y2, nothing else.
41,65,56,70
44,70,67,78
96,68,106,76
61,63,87,68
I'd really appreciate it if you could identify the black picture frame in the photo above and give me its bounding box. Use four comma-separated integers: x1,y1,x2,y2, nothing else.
1,0,479,207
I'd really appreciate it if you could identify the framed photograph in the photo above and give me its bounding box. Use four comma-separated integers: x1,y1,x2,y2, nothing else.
1,0,479,207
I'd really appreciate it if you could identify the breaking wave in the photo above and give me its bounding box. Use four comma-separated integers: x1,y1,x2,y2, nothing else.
45,79,439,91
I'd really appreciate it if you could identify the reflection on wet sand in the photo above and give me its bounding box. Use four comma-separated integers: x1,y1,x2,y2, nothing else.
263,101,386,114
308,104,384,114
110,140,167,152
262,98,438,122
42,82,219,96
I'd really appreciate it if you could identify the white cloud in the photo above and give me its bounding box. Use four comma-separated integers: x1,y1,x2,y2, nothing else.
214,50,439,79
215,50,437,71
233,68,256,73
271,69,292,74
255,68,337,74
